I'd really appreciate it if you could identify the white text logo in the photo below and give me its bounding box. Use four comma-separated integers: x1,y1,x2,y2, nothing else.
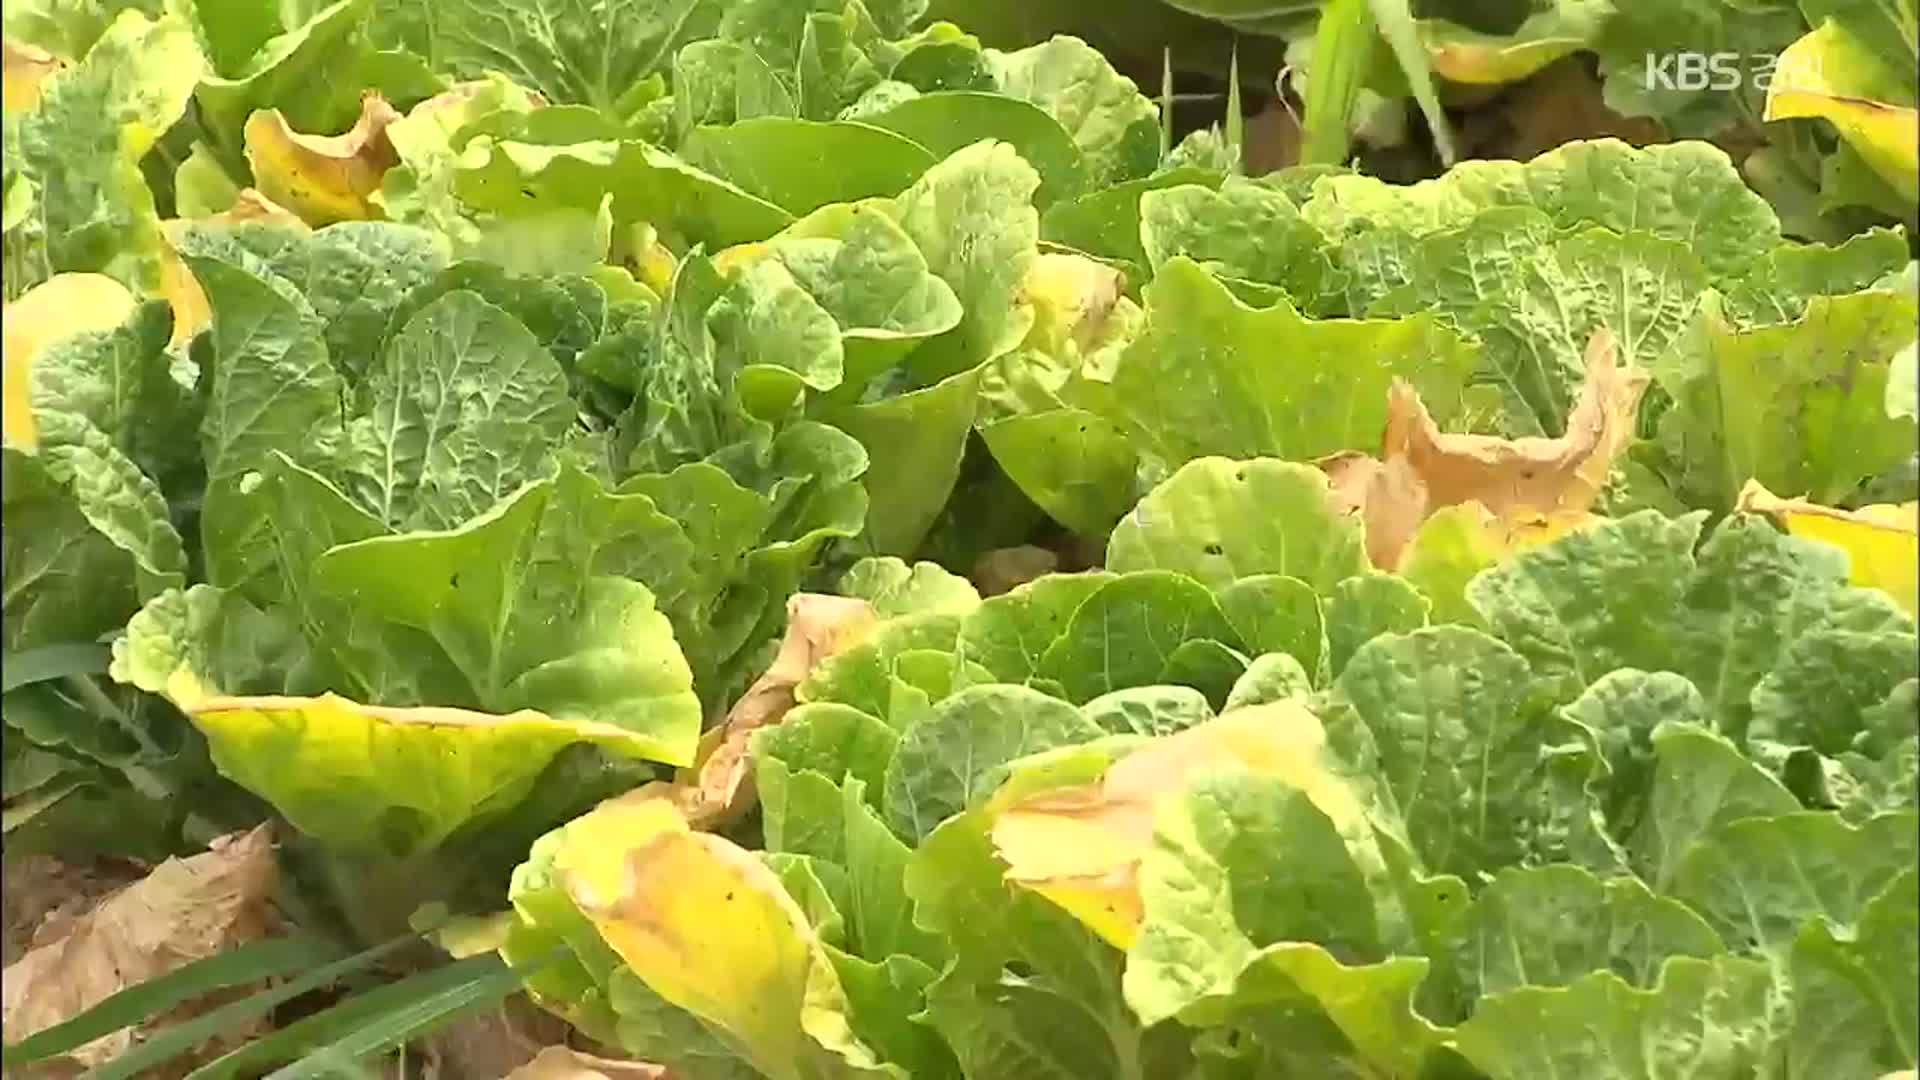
1644,52,1779,92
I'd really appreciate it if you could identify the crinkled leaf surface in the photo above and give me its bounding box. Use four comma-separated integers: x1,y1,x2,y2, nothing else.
1109,258,1477,470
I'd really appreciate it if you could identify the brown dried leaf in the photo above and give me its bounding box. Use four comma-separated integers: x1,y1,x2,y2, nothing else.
0,826,278,1073
1244,96,1302,176
668,594,878,828
1327,328,1643,569
505,1046,672,1080
1315,449,1429,571
2,858,142,969
243,92,401,226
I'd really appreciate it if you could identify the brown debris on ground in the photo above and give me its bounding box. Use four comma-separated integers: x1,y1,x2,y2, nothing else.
1455,57,1667,162
503,1046,673,1079
2,856,145,969
1,826,279,1076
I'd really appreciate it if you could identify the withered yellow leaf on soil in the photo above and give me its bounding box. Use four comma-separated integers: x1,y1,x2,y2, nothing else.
244,92,402,227
990,703,1366,950
656,593,877,829
505,1046,671,1080
0,826,278,1073
3,273,140,449
1738,479,1918,615
3,39,62,113
1321,328,1642,569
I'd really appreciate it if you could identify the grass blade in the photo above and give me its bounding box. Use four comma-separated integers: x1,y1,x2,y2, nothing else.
263,953,547,1080
1366,0,1457,163
81,932,422,1080
2,937,343,1067
1302,0,1373,165
186,951,536,1079
1160,47,1175,161
1226,43,1245,174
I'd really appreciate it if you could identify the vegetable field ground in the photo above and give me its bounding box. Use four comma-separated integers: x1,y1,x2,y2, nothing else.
2,0,1917,1076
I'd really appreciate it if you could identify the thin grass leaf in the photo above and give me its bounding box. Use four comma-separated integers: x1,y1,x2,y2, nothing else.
1303,0,1373,165
1366,0,1456,163
1160,47,1176,161
1226,44,1245,175
2,937,343,1067
185,949,541,1078
2,644,110,693
82,932,424,1080
264,952,554,1080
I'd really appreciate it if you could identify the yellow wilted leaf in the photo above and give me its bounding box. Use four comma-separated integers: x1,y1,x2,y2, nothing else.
156,241,210,347
712,241,772,274
2,39,61,113
1423,14,1593,85
188,693,682,858
2,273,139,449
1321,328,1640,570
1738,480,1918,615
990,704,1367,949
244,92,401,226
622,223,677,294
654,593,876,829
567,827,821,1075
0,825,278,1072
1765,20,1919,201
1018,251,1128,355
158,189,309,345
552,790,690,904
